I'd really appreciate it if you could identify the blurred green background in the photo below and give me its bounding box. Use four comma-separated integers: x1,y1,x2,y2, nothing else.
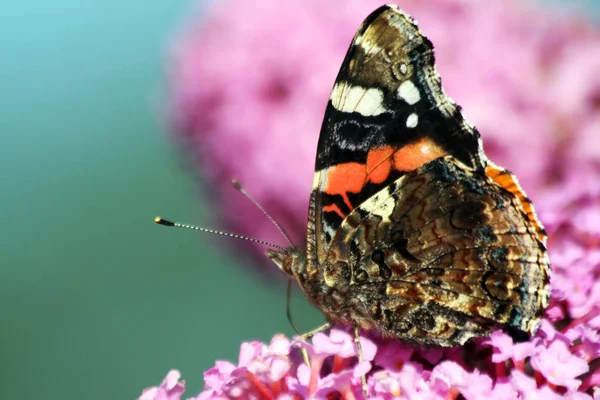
1,1,322,399
1,1,599,399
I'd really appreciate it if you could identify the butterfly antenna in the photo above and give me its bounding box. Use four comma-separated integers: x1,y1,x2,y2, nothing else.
231,179,295,247
154,217,287,251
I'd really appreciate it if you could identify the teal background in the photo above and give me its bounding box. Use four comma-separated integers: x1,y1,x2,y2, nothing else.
1,1,322,399
1,1,598,399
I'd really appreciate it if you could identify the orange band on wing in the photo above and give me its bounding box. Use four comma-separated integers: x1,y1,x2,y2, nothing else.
393,138,447,171
322,141,448,218
325,162,366,194
325,162,366,210
366,145,394,184
323,203,346,219
486,164,547,242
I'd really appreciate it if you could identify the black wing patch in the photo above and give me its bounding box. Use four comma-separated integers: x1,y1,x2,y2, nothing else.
315,4,485,173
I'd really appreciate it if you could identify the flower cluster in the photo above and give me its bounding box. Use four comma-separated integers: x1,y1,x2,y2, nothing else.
140,320,600,399
142,0,600,398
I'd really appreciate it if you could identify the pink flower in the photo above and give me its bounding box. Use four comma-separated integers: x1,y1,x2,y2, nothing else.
567,325,600,363
373,339,414,371
510,370,563,400
485,331,538,363
531,340,589,390
139,370,185,400
430,360,494,398
139,317,600,399
314,360,371,399
371,363,434,399
203,361,235,392
310,330,356,359
292,328,375,397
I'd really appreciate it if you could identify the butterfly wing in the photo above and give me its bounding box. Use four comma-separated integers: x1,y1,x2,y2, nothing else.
323,157,550,345
302,4,549,345
308,5,486,269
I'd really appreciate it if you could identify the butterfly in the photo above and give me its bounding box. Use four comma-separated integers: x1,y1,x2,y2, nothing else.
266,4,550,347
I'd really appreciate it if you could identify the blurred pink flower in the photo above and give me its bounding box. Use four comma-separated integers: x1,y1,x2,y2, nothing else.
167,0,600,253
530,340,589,390
146,0,600,398
486,330,538,363
139,370,185,400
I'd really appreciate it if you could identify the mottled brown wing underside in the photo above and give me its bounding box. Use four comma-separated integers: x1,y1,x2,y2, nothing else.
319,157,550,346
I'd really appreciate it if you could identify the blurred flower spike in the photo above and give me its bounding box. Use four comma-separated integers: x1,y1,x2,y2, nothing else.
144,0,600,398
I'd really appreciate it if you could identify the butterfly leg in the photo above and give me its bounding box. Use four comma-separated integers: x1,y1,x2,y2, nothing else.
299,322,333,365
354,326,369,399
300,322,334,340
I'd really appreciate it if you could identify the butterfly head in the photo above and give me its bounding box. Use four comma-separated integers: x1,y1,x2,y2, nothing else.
266,248,306,279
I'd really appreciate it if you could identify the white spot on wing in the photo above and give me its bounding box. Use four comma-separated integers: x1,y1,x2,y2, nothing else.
406,113,418,128
312,170,322,189
398,80,420,105
400,64,407,74
363,196,396,221
331,81,386,117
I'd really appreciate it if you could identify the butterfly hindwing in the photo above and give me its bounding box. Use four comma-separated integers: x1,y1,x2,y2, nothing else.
323,157,550,345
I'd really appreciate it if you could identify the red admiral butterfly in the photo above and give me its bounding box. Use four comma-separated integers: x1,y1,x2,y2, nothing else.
266,4,550,347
